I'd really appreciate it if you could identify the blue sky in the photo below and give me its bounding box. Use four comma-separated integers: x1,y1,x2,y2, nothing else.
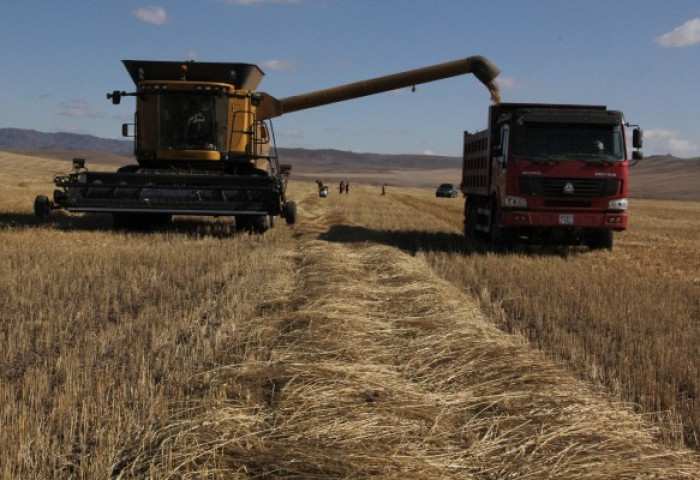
0,0,698,157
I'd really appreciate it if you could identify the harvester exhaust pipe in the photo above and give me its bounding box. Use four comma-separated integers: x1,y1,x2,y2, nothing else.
257,55,500,119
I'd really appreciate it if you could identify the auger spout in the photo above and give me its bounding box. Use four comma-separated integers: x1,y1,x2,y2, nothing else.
257,55,500,119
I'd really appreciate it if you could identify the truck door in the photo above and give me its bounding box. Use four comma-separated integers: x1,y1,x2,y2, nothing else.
493,124,509,197
497,124,509,169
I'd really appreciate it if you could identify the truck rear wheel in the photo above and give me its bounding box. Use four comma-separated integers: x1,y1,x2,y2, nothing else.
464,197,477,238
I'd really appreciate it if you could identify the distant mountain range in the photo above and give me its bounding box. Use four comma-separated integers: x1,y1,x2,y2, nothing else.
1,128,698,198
0,127,462,183
0,128,132,155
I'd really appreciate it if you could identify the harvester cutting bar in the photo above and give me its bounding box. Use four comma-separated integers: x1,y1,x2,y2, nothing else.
55,171,283,216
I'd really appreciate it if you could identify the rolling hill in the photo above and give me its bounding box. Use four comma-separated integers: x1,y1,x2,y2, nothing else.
1,128,697,198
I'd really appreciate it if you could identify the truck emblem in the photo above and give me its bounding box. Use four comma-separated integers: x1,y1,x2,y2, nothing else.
563,182,575,194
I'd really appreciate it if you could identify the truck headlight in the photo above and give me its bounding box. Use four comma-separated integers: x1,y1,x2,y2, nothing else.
608,198,628,211
505,196,527,208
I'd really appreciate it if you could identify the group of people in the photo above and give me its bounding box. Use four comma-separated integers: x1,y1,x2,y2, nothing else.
316,179,388,197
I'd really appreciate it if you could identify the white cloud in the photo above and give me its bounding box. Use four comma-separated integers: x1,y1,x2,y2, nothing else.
132,6,169,26
643,129,699,156
261,58,299,71
655,17,700,47
422,149,436,156
183,51,201,61
220,0,301,5
280,129,304,140
497,76,518,88
57,99,96,118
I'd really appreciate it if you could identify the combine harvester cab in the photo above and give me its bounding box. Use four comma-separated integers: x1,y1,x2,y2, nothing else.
35,56,500,231
36,61,294,231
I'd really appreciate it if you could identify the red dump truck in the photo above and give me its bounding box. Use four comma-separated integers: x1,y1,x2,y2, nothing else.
461,103,643,250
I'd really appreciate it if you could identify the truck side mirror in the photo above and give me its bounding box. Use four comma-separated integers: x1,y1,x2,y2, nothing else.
632,128,643,149
632,150,643,161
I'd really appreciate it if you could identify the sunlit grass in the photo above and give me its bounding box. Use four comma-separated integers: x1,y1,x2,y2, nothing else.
2,152,699,478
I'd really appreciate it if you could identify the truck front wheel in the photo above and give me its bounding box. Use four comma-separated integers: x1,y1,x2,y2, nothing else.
587,230,613,250
489,202,511,251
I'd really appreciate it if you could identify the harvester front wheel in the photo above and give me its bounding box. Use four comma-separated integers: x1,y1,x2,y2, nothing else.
284,201,297,225
34,195,52,220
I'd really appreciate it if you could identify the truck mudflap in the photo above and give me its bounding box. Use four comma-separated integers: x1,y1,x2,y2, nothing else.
502,210,628,230
51,170,286,216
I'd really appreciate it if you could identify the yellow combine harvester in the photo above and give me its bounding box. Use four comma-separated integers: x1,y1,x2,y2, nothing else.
35,56,499,231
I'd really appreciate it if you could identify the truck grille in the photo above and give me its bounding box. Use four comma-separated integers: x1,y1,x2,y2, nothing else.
519,177,619,197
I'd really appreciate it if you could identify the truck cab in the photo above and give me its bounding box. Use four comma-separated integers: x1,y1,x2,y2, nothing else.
462,103,642,249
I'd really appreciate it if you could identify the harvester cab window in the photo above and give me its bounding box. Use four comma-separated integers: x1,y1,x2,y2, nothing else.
160,93,220,151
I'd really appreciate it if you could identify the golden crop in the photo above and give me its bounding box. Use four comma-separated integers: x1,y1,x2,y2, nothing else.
1,152,699,478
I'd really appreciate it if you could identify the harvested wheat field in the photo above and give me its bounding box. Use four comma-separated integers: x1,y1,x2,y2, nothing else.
1,152,700,478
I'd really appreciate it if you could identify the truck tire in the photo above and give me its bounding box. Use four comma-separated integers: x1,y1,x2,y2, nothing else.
489,202,510,251
464,197,477,238
587,230,613,250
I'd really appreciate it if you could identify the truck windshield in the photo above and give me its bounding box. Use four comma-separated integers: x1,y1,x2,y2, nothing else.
513,123,624,162
158,92,226,151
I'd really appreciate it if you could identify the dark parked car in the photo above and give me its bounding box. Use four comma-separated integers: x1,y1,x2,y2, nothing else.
436,183,458,198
